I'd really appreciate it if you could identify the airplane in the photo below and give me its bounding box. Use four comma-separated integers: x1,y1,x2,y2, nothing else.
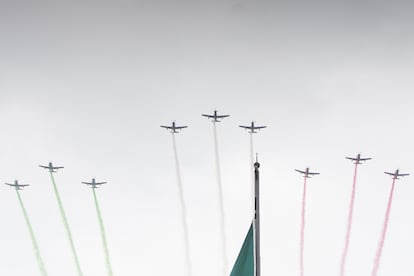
5,180,29,190
384,169,409,180
295,167,320,178
82,178,107,189
39,162,64,172
239,121,266,133
202,110,230,122
160,121,188,133
346,153,372,164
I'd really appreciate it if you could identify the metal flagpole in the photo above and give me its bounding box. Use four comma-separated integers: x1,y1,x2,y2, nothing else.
254,155,261,276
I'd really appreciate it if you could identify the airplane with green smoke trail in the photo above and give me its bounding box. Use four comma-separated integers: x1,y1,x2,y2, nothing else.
83,178,114,276
40,162,84,276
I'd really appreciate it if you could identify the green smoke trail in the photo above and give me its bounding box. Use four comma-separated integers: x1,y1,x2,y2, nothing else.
16,190,48,276
92,188,113,276
49,172,83,276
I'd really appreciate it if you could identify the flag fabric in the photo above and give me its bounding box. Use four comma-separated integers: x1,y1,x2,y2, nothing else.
230,223,254,276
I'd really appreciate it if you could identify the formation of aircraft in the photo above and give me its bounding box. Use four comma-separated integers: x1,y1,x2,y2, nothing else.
82,178,107,189
295,167,320,178
384,169,410,180
5,180,29,190
39,162,64,172
239,121,267,133
202,110,230,122
346,154,372,164
160,121,188,133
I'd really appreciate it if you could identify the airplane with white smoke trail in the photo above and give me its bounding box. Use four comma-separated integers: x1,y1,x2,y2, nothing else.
160,121,188,133
202,110,230,122
239,121,266,133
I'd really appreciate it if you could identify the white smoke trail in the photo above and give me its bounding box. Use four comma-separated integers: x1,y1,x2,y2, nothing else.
250,132,255,215
299,177,307,276
213,122,228,276
172,133,192,276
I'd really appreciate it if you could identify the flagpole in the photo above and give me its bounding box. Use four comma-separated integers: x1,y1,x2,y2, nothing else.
254,156,261,276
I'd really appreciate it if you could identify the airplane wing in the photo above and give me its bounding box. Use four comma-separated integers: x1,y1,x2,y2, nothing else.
39,165,48,169
19,184,29,187
95,182,107,185
160,125,171,129
398,173,410,177
4,183,14,186
384,172,395,176
359,158,372,161
175,126,188,129
308,172,320,175
345,157,355,160
254,126,267,129
81,182,92,185
239,125,251,129
54,166,64,169
295,169,305,174
201,114,212,118
216,115,230,118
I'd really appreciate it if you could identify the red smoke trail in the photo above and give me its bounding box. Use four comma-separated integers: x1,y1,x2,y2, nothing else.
340,163,359,276
371,178,396,276
300,176,307,276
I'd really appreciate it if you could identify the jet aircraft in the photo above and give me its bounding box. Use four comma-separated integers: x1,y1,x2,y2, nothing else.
295,167,320,178
5,180,29,190
82,178,107,189
239,121,266,133
384,169,409,179
346,154,372,164
202,110,230,122
160,121,188,133
39,162,64,172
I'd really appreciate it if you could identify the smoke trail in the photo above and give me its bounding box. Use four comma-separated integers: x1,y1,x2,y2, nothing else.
250,132,255,214
299,177,307,276
340,163,359,276
16,190,48,276
371,178,396,276
213,122,228,276
49,172,84,276
92,189,113,276
172,133,192,276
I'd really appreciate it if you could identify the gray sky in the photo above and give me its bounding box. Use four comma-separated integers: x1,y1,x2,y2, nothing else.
1,1,414,275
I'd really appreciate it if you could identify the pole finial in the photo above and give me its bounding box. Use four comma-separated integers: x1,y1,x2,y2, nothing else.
254,153,260,169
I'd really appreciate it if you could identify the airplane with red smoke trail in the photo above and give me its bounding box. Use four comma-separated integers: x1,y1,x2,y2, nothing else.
295,167,320,178
384,169,409,179
346,154,372,164
239,121,266,133
160,121,188,133
202,110,230,122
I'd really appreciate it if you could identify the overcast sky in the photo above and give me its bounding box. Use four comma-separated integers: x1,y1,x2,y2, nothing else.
1,1,414,275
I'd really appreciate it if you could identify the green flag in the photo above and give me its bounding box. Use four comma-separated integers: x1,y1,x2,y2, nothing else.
230,224,254,276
